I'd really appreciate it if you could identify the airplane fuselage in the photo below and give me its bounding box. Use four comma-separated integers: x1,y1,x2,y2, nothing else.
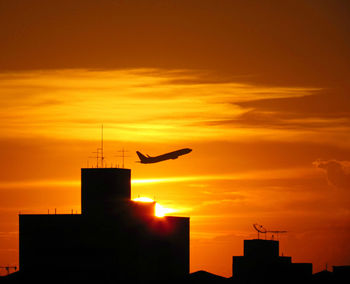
136,148,192,164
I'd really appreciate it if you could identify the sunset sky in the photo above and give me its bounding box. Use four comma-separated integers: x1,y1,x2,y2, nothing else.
1,0,350,277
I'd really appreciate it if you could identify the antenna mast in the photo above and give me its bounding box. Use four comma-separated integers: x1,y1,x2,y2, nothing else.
88,125,105,168
115,148,130,168
0,266,17,275
266,230,287,240
101,124,104,168
253,223,267,239
253,223,287,240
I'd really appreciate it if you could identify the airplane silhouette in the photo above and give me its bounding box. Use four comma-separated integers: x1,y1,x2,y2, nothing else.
136,148,192,164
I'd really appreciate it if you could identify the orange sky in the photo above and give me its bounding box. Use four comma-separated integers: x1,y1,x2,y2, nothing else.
0,0,350,277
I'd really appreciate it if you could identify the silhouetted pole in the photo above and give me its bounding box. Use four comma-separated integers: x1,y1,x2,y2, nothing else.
0,266,17,275
101,124,104,168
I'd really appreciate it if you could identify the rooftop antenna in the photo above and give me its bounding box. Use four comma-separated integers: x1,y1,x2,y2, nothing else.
101,124,104,168
266,229,287,240
0,266,17,276
253,223,267,240
115,148,130,168
90,149,100,168
88,125,105,168
253,223,287,240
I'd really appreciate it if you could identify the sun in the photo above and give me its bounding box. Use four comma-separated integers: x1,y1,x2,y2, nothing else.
133,197,176,217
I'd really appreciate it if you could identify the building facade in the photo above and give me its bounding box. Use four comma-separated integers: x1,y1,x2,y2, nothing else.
19,168,189,283
232,239,312,284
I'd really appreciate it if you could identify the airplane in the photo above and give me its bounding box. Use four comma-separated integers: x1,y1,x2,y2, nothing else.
136,148,192,164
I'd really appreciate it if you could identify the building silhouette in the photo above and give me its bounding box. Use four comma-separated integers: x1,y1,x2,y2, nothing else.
332,266,350,281
232,238,312,284
19,168,189,283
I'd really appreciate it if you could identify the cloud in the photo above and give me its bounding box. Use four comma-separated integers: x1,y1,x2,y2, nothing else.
199,110,350,131
313,159,350,189
229,91,350,132
1,0,350,88
0,69,320,143
234,90,350,118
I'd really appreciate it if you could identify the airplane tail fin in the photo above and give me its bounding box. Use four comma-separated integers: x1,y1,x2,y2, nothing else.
136,151,147,163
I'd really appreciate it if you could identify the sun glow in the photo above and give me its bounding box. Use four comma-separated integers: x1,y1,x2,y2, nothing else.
133,197,154,203
133,197,176,217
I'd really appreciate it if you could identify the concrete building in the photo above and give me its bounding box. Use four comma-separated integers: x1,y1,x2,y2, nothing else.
19,168,189,283
232,239,312,284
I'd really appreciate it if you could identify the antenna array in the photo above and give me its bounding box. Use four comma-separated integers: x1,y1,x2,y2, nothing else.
115,148,130,168
88,124,105,168
87,125,130,168
253,223,287,240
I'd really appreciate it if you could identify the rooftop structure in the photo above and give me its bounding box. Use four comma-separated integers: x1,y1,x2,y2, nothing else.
19,168,189,284
232,238,312,284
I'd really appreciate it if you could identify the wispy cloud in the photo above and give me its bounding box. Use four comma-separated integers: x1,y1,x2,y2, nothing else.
0,166,316,189
0,69,322,143
0,180,80,189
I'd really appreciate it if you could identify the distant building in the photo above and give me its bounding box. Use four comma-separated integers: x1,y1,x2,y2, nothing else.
311,266,350,283
19,168,189,283
333,266,350,283
232,239,312,284
312,269,333,284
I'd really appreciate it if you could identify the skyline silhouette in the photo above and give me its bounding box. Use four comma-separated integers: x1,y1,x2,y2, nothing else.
18,168,189,283
0,0,350,278
3,165,349,284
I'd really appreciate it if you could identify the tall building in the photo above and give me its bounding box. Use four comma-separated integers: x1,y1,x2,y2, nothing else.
19,168,189,283
232,239,312,284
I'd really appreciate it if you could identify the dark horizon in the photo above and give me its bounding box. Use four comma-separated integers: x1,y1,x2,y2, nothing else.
0,0,350,278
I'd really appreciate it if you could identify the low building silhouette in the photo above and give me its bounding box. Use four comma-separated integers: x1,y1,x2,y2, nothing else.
19,168,189,283
311,266,350,284
312,269,333,284
333,265,350,283
232,239,312,284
